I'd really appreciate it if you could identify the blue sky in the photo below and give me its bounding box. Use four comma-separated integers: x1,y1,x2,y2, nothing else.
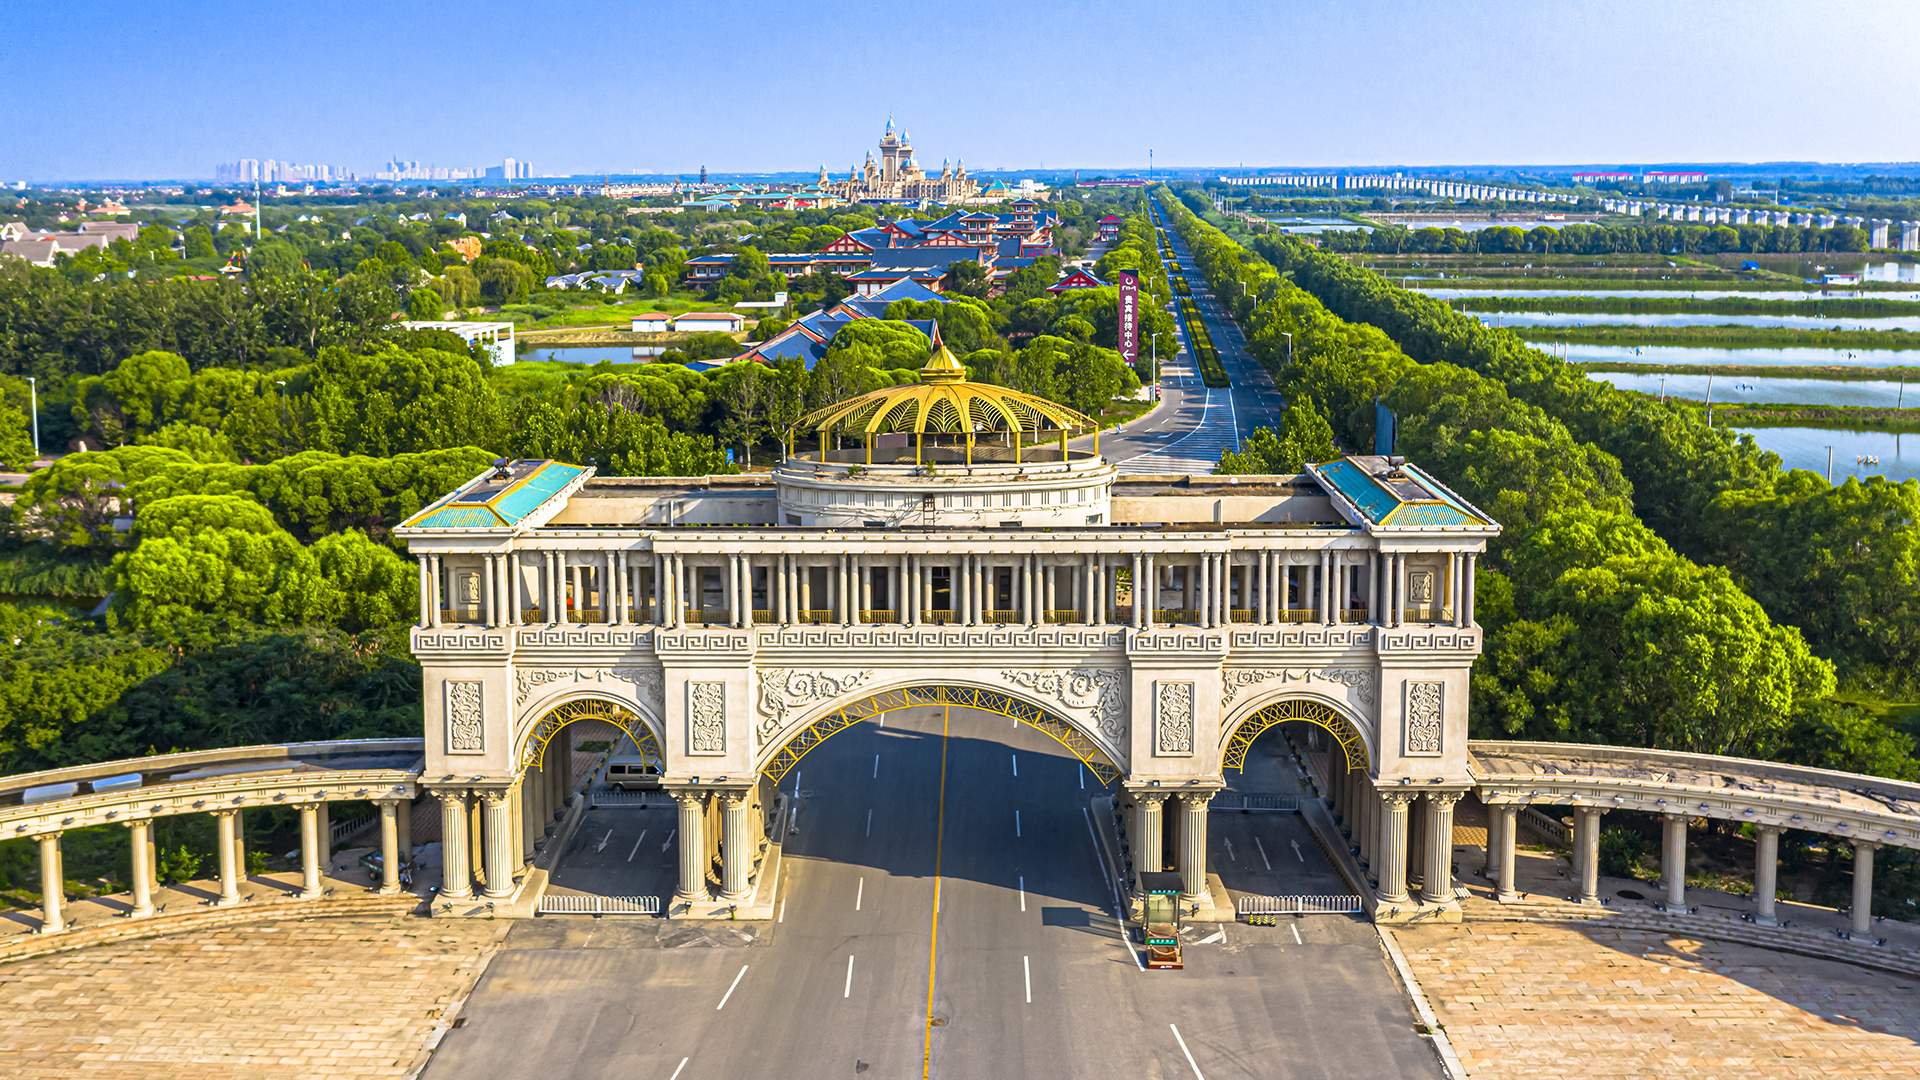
4,0,1918,181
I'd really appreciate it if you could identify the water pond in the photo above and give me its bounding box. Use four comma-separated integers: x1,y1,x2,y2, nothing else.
1734,426,1920,484
1482,311,1920,331
1564,344,1920,368
1590,371,1915,408
516,346,668,364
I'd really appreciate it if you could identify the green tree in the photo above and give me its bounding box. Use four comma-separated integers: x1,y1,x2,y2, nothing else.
407,288,446,321
1218,396,1336,474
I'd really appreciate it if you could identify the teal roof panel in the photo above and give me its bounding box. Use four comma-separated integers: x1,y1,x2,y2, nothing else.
1316,458,1399,522
401,460,588,531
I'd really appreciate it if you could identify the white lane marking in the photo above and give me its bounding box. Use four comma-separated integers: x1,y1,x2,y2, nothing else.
873,754,879,778
1079,764,1085,790
866,809,873,837
1291,839,1304,863
792,770,801,798
1291,923,1302,944
716,965,749,1010
856,877,863,911
1011,753,1018,777
1170,1023,1208,1080
662,829,675,852
668,1058,689,1080
1224,838,1236,864
844,954,854,998
594,829,612,853
1019,875,1025,912
1024,955,1032,1003
1015,810,1021,838
1196,929,1224,945
628,831,647,862
1255,837,1271,870
877,713,885,728
779,898,786,923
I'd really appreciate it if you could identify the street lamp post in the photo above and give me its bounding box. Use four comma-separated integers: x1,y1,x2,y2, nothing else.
24,376,36,458
1281,332,1293,366
1151,332,1162,391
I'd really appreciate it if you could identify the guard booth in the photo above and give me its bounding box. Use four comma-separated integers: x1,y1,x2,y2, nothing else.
1140,872,1183,970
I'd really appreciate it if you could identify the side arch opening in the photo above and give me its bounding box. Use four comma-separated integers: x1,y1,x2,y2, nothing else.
1224,698,1369,774
521,698,664,771
761,684,1120,785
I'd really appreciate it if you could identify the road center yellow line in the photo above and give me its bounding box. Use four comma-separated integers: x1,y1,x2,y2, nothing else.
922,704,949,1078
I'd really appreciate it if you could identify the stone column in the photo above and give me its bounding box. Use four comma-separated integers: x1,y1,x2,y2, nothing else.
38,832,65,933
1394,554,1407,628
398,797,412,865
299,803,324,899
417,554,432,628
1577,807,1606,906
482,791,516,899
1464,553,1477,626
1356,780,1375,867
233,807,247,881
1422,793,1461,905
1448,552,1462,627
126,819,155,917
379,800,402,895
438,791,473,901
1754,824,1781,926
1376,792,1413,905
1481,797,1502,879
852,555,864,625
1133,792,1165,889
1852,841,1877,935
213,809,241,907
719,791,753,901
429,554,443,626
1662,813,1687,908
1496,805,1521,902
1143,554,1157,628
728,554,742,627
674,790,710,905
1178,791,1214,906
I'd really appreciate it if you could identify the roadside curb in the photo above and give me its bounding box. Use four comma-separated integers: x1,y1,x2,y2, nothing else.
1377,926,1467,1080
400,921,513,1080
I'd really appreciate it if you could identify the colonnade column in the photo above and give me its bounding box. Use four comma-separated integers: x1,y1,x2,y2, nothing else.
1376,792,1413,905
1197,554,1212,627
674,790,710,905
1132,792,1165,889
1662,812,1687,908
126,819,154,918
720,791,753,901
38,833,64,933
1576,807,1606,906
428,555,442,627
378,800,402,895
1463,553,1477,626
298,803,324,899
1422,793,1461,905
213,809,241,907
1495,804,1521,902
1753,824,1781,926
1852,841,1877,935
417,555,432,628
438,791,473,901
481,791,516,899
1178,791,1214,906
1143,555,1156,628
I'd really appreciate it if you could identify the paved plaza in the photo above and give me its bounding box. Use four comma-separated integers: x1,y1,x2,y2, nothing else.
1397,920,1920,1078
0,916,504,1079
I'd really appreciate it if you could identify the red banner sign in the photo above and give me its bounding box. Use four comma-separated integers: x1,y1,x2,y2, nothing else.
1116,269,1139,367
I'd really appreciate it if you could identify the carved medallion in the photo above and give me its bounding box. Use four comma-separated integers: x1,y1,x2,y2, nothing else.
1406,680,1443,755
688,681,726,754
447,681,484,753
1156,681,1194,756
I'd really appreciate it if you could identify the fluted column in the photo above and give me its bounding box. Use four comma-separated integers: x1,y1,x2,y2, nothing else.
298,803,324,898
125,820,154,917
1178,790,1214,906
482,790,516,899
438,791,473,900
1495,804,1521,902
1143,554,1156,628
417,555,432,628
1754,824,1781,926
1422,793,1461,905
213,809,241,907
1197,554,1211,627
1852,841,1877,935
1577,807,1606,906
428,555,443,626
674,790,710,904
379,800,402,895
1132,792,1165,889
719,791,753,901
1482,798,1502,878
1662,812,1687,907
38,832,65,933
1377,792,1413,905
1464,553,1477,626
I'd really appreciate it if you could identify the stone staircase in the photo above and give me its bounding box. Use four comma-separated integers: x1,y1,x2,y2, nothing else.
0,891,425,966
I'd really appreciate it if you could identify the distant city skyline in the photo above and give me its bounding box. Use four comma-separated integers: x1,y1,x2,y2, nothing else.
3,0,1917,182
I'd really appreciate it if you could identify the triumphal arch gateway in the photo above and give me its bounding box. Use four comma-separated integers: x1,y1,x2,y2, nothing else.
397,348,1496,919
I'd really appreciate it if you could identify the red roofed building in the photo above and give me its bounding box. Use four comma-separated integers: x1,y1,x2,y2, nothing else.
1096,215,1123,242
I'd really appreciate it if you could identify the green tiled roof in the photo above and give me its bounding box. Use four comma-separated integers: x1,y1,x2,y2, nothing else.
1310,457,1491,529
401,460,588,530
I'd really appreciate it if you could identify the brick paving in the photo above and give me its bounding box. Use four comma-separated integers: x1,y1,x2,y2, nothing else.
0,916,504,1079
1396,921,1920,1078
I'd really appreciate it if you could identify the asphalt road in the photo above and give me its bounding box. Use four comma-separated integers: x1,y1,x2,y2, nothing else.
425,711,1439,1080
1090,198,1284,475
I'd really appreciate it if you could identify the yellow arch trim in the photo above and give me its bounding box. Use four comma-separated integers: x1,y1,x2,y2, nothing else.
521,698,664,770
761,684,1119,785
1223,698,1369,774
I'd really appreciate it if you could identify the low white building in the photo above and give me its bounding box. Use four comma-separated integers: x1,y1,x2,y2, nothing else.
400,320,517,366
631,312,673,333
674,311,746,333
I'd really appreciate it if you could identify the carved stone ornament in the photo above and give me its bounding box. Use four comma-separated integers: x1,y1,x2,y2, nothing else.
1220,667,1377,707
447,681,485,753
1156,681,1195,756
688,681,726,754
1409,570,1436,605
756,668,876,743
515,666,665,719
1405,680,1444,756
1001,669,1127,740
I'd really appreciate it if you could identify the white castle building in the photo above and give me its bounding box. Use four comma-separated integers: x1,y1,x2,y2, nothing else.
397,350,1497,921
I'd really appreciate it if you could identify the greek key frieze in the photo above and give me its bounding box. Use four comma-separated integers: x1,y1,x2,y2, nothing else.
759,627,1125,651
1227,627,1375,650
1001,668,1128,741
514,626,655,650
414,631,509,652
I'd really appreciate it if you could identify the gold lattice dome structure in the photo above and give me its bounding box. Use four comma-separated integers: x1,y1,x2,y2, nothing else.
793,344,1100,465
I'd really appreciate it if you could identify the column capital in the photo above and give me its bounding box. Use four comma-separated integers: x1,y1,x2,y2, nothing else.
1381,791,1417,811
1853,838,1881,853
670,788,709,809
209,807,240,820
719,790,751,809
1425,791,1464,811
480,789,512,808
1662,809,1689,823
